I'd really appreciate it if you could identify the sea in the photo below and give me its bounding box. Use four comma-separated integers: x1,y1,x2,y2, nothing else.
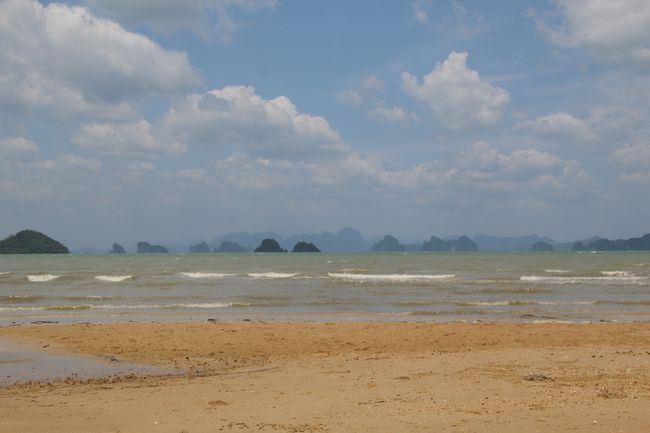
1,252,649,325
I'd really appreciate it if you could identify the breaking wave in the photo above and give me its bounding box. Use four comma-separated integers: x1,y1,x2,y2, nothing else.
247,272,299,279
94,275,133,282
180,272,238,279
27,274,60,282
328,273,457,282
520,275,645,284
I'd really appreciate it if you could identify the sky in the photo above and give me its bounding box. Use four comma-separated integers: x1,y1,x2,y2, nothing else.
1,0,650,248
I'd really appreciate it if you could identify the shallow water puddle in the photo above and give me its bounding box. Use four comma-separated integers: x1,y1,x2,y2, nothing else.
0,337,175,386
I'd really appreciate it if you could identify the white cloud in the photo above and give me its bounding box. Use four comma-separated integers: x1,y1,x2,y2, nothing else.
0,137,40,162
368,105,419,125
611,142,650,166
411,0,432,24
534,0,650,71
0,0,199,118
74,86,346,159
402,51,511,129
74,120,186,156
87,0,277,41
519,112,598,143
160,86,346,159
338,76,384,107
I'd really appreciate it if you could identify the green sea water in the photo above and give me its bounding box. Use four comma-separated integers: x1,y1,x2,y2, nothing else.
1,252,649,324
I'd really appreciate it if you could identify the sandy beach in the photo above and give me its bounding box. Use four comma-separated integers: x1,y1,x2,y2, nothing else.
1,321,650,432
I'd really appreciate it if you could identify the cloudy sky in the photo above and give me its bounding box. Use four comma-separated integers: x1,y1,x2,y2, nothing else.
1,0,650,248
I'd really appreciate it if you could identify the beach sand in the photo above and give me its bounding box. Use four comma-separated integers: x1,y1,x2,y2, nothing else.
1,321,650,432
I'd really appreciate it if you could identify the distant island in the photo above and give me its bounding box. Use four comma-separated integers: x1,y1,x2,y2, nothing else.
572,234,650,251
189,241,210,253
372,234,478,252
0,230,69,254
136,241,169,254
215,241,247,253
292,241,321,253
254,239,287,253
532,241,554,251
109,243,126,254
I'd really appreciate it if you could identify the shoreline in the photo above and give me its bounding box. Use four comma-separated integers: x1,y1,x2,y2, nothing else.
2,321,650,432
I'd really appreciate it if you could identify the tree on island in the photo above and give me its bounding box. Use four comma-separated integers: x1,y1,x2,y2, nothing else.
0,230,69,254
254,239,287,253
214,241,248,253
292,241,321,252
371,235,405,252
137,241,169,254
189,241,210,253
109,243,126,254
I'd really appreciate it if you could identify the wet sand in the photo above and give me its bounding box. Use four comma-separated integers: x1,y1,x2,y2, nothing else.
1,321,650,432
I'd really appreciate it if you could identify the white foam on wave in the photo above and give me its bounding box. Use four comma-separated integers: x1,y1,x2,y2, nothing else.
521,275,645,284
27,274,60,282
329,273,457,282
0,272,9,276
180,272,238,279
545,269,571,273
94,275,132,282
454,300,594,307
0,302,236,312
600,271,633,277
247,272,298,279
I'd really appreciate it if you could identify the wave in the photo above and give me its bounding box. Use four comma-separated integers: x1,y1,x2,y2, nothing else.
520,275,646,284
0,302,239,312
328,273,457,282
0,295,44,303
545,269,571,273
94,275,133,282
180,272,237,279
27,274,60,282
451,300,594,307
247,272,298,279
0,272,9,276
600,271,633,277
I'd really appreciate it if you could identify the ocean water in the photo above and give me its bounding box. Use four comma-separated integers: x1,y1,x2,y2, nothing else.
1,252,649,324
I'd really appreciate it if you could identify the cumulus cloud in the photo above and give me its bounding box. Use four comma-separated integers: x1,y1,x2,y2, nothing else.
74,120,186,156
338,76,385,107
74,86,346,159
0,137,40,162
402,52,511,129
518,112,598,144
87,0,278,41
611,142,650,166
368,105,419,125
534,0,650,71
0,0,199,118
160,86,346,159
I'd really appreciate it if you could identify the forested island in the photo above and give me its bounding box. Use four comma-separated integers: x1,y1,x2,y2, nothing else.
0,230,69,254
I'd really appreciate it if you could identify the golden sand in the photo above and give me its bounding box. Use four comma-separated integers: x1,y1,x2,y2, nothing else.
1,321,650,432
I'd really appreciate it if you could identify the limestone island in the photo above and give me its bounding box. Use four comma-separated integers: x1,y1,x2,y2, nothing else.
0,229,69,254
136,242,169,254
292,241,321,253
189,241,210,253
254,239,287,253
109,243,126,254
532,241,554,251
215,241,248,253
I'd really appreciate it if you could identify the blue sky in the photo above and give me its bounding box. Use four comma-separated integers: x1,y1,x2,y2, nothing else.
1,0,650,248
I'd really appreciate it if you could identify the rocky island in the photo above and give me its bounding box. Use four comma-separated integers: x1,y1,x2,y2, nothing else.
215,241,248,253
254,239,287,253
0,230,69,254
109,243,126,254
532,241,554,251
189,241,210,253
291,241,321,252
136,242,169,254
